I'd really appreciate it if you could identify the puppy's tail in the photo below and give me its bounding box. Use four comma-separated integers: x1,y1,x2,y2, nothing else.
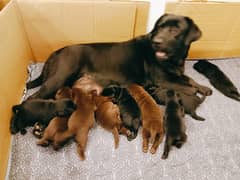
26,74,43,89
112,127,119,149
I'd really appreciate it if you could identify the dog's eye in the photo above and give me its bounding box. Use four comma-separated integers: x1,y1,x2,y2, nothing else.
169,27,179,35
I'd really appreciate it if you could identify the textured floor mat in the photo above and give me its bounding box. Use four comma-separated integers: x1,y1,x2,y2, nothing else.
8,59,240,180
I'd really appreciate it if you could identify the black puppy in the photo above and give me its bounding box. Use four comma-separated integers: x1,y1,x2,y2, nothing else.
10,98,76,135
194,60,240,102
147,86,206,121
102,85,141,140
162,90,187,159
26,14,206,100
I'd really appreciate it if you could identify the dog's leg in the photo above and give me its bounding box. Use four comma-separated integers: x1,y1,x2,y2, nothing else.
150,133,164,154
142,128,150,153
53,130,74,150
37,137,50,147
119,126,131,137
28,77,64,99
191,111,205,121
75,129,89,161
161,136,172,159
112,127,120,149
162,82,198,96
186,76,212,96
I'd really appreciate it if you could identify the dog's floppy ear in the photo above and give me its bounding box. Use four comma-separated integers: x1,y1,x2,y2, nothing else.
12,105,20,114
150,13,169,35
184,17,202,45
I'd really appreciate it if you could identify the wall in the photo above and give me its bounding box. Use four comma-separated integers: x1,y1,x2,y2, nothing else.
0,1,33,179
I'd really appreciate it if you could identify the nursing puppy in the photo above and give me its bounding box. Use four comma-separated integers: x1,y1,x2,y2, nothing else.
53,88,96,160
73,74,103,95
127,84,164,154
37,87,72,146
162,90,187,159
102,85,141,140
94,95,130,148
10,98,76,135
147,86,206,121
194,60,240,102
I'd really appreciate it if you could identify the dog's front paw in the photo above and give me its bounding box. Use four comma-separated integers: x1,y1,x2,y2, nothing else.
150,147,157,154
161,153,168,160
198,86,212,96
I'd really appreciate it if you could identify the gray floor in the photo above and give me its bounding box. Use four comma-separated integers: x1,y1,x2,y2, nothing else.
8,59,240,180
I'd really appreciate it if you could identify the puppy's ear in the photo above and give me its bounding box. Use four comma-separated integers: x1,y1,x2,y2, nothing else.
12,105,20,114
184,17,202,45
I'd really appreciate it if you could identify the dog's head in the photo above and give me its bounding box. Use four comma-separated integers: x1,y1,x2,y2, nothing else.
150,13,201,62
55,98,77,117
10,105,28,135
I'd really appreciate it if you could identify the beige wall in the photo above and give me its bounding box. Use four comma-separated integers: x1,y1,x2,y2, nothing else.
166,2,240,59
17,0,149,61
0,1,33,179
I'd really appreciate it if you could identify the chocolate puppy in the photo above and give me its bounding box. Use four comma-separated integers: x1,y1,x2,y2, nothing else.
147,86,205,121
10,98,76,135
194,60,240,101
53,88,96,160
162,90,187,159
94,95,130,148
127,84,164,154
102,85,141,140
37,87,72,146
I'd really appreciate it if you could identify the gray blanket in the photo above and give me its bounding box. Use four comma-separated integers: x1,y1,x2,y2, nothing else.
8,59,240,180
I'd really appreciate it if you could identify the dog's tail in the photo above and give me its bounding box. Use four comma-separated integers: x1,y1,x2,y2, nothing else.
26,74,43,89
112,127,119,149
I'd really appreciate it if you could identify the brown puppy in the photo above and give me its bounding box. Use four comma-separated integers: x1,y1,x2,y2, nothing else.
127,84,164,154
74,74,131,146
94,95,131,149
37,87,72,146
162,90,187,159
53,88,96,160
73,74,103,95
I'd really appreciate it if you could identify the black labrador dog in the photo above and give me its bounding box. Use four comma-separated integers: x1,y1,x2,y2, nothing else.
10,98,76,135
26,14,211,99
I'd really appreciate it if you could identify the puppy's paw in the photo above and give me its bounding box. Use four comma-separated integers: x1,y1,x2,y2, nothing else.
142,146,148,153
127,131,137,141
198,86,212,96
52,142,60,151
20,129,27,135
37,140,49,147
161,153,168,160
150,147,157,154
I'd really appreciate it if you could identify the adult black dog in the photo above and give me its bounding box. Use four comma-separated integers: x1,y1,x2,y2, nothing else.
27,14,211,99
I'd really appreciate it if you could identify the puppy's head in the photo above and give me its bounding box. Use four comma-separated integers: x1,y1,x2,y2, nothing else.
165,90,181,104
101,85,123,102
55,98,77,117
55,87,72,99
150,13,201,62
10,105,27,135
